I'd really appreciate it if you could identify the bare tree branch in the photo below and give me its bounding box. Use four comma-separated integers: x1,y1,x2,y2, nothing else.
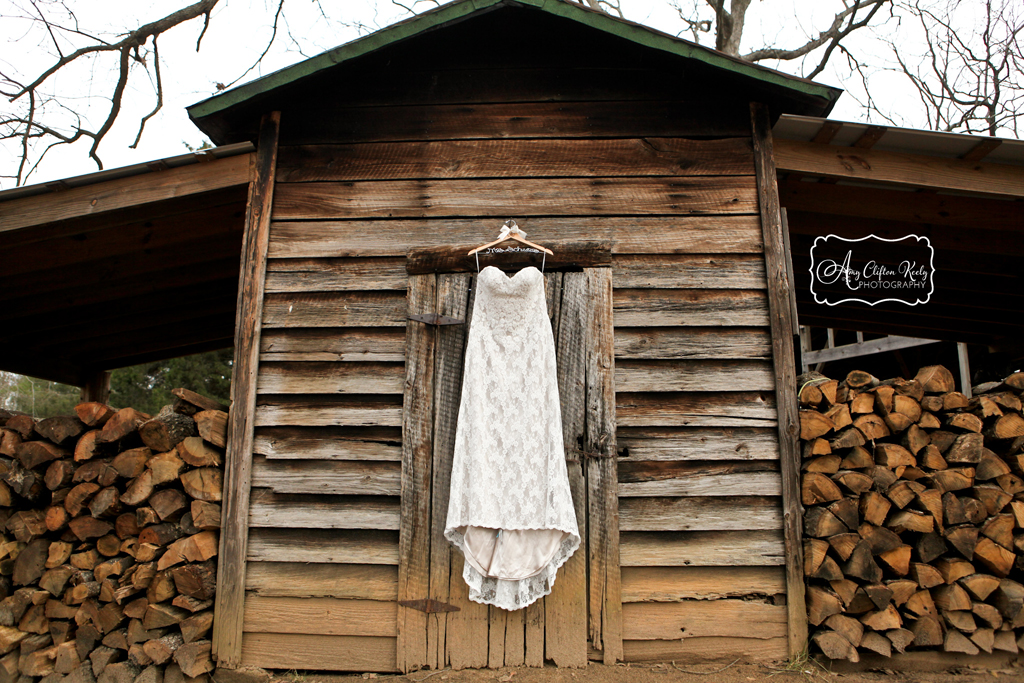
742,0,889,63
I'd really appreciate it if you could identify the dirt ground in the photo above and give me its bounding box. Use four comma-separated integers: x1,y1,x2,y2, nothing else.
259,659,1024,683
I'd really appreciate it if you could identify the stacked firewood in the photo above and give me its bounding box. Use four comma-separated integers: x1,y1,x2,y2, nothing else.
0,389,228,683
800,365,1024,661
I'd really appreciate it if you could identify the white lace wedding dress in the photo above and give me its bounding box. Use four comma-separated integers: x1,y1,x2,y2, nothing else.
445,265,580,611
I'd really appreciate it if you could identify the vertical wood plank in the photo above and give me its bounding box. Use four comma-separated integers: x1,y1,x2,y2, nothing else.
545,271,589,668
212,112,279,669
504,606,525,666
751,102,807,658
428,274,473,669
447,553,489,669
397,273,437,673
524,599,545,667
79,370,111,405
585,268,622,664
488,607,506,668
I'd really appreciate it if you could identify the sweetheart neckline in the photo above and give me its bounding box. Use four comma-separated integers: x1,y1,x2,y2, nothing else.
481,265,540,281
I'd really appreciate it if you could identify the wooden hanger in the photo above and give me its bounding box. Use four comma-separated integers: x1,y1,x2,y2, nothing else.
468,220,554,257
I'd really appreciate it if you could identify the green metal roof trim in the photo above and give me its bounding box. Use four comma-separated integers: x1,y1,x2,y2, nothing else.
188,0,841,122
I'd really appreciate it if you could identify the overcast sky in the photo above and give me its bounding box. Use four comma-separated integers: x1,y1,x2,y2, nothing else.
0,0,928,189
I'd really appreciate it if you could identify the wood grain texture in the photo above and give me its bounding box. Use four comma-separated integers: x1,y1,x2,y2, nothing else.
504,607,525,667
248,489,401,529
752,102,807,657
247,528,399,564
276,138,754,182
615,360,775,392
257,361,405,394
614,328,771,361
254,396,403,427
260,328,405,362
397,274,436,673
620,566,786,602
612,254,766,289
619,530,785,567
447,553,489,670
622,636,787,662
616,427,779,461
244,597,397,636
617,463,781,497
619,496,782,531
253,426,402,461
613,289,770,327
265,257,406,292
622,599,786,640
262,291,406,328
268,216,763,258
250,456,402,495
214,112,278,669
245,562,398,600
616,392,777,428
241,633,397,672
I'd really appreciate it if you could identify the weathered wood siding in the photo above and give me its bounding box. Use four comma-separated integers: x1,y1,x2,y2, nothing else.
239,21,787,667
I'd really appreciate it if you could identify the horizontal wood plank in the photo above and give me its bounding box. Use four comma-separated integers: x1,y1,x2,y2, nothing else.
260,328,405,362
251,456,402,495
268,216,763,258
276,138,754,182
614,289,770,327
263,292,406,328
612,254,766,289
241,633,397,672
617,427,779,461
621,566,786,602
248,489,401,529
619,530,785,567
272,177,758,221
617,462,781,497
246,562,398,600
616,392,777,428
247,528,399,564
622,599,787,640
255,396,403,427
257,362,405,394
244,597,397,636
265,258,407,292
614,328,771,361
615,360,775,393
254,426,402,461
618,496,782,532
623,636,787,662
407,240,610,275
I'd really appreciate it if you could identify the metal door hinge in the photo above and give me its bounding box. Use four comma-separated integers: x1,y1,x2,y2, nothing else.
399,599,461,613
408,313,465,326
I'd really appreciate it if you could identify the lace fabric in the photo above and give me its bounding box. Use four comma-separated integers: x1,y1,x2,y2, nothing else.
444,265,580,611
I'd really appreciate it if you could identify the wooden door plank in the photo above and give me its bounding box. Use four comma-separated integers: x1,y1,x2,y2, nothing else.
241,633,397,672
263,291,406,328
524,599,545,667
248,490,401,529
614,328,771,361
585,268,622,664
446,553,489,670
254,400,403,427
247,528,399,565
276,138,755,182
488,607,507,669
272,177,757,220
397,273,436,673
616,427,779,462
752,103,807,658
618,496,782,532
619,530,785,567
268,216,763,258
429,273,473,670
622,600,786,640
245,562,398,600
617,469,781,497
253,426,402,461
616,392,777,428
250,456,402,496
613,289,770,327
256,361,405,394
545,271,589,668
504,607,526,667
213,111,279,669
614,359,775,392
260,329,405,362
620,566,786,602
243,596,397,636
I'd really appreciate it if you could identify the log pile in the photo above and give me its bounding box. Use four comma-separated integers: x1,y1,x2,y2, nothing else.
0,389,228,683
800,366,1024,662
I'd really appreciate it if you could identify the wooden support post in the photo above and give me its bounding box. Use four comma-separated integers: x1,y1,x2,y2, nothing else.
751,102,808,659
80,370,111,404
211,111,280,668
958,342,972,399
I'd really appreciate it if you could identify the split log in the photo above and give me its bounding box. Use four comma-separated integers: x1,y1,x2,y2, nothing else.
170,389,228,416
915,365,955,394
192,412,226,449
35,417,85,446
96,409,150,445
75,403,115,428
139,407,196,454
178,469,221,503
812,631,858,661
188,502,219,531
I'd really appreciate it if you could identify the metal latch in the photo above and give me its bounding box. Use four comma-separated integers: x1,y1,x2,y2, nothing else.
408,313,465,326
399,599,461,613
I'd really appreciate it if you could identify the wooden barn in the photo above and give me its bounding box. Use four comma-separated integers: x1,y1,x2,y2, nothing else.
2,0,1022,675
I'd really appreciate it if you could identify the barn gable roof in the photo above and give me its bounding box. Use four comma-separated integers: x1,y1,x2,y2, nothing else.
187,0,842,142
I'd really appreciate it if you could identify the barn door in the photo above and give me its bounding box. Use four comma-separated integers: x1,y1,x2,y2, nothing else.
397,266,620,672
